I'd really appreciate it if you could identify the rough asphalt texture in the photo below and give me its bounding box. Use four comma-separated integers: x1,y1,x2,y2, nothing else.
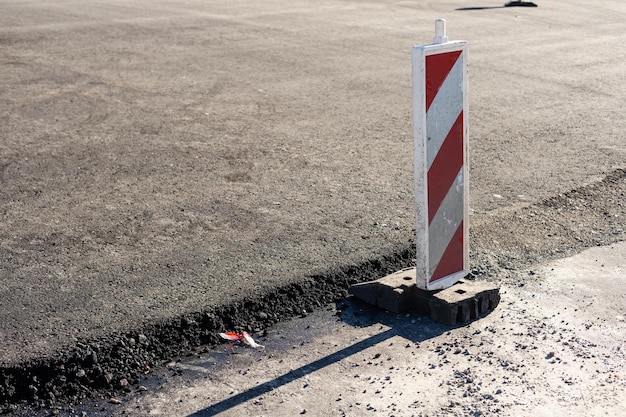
1,0,625,409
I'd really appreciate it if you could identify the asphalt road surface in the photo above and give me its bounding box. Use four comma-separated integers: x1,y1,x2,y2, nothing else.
1,0,625,410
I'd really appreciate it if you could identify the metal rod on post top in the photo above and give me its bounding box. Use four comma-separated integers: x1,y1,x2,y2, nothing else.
432,18,448,44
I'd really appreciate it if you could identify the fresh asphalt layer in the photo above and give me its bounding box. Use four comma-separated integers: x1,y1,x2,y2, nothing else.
1,0,625,405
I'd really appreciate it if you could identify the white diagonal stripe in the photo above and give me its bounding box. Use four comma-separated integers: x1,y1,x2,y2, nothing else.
426,54,464,170
428,167,464,278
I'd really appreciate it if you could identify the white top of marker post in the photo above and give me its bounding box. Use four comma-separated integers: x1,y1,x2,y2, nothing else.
432,18,448,44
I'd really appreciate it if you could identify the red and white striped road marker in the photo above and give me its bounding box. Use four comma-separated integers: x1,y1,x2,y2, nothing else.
412,19,469,291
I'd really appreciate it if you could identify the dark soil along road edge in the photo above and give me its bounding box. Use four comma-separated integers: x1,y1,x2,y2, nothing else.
1,168,625,411
0,249,415,410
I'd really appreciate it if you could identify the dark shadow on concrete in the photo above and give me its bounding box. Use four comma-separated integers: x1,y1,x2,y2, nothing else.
187,329,398,417
186,298,449,417
504,1,537,6
456,1,537,10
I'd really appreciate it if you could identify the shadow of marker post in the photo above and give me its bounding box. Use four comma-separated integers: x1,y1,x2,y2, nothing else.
187,329,397,417
188,296,455,417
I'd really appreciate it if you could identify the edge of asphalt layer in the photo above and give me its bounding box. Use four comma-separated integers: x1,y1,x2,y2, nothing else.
1,168,625,409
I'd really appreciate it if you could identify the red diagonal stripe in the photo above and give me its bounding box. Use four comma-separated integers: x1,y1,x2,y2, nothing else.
427,110,464,223
425,50,462,112
430,221,464,283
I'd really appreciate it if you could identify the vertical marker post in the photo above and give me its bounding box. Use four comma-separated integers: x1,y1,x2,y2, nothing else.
413,19,469,291
350,20,499,322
